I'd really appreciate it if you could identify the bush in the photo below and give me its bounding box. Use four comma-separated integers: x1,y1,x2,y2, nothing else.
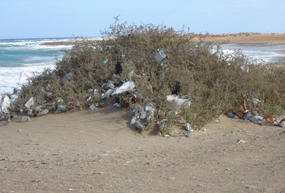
15,20,285,132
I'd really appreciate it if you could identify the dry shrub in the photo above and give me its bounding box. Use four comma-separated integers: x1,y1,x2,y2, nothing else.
15,20,285,130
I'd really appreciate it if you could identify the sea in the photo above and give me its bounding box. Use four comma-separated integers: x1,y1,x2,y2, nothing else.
0,38,73,95
1,38,285,97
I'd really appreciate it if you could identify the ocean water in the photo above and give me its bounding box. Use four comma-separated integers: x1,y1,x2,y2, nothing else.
220,43,285,64
0,38,73,95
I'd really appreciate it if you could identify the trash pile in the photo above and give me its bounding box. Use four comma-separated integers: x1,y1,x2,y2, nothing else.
1,22,285,136
228,109,284,128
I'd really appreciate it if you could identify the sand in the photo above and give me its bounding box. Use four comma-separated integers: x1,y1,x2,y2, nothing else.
193,33,285,44
0,106,284,193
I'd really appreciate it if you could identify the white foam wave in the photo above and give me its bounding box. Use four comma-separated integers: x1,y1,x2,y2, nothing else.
0,64,55,95
220,44,285,64
0,38,74,51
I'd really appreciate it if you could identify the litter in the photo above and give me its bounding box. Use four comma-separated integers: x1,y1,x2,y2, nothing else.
87,88,94,93
113,103,121,108
103,59,108,65
242,112,253,120
24,97,34,109
233,109,246,118
252,98,261,106
101,89,114,100
237,139,246,144
250,115,263,125
63,72,73,82
1,94,11,114
89,104,97,111
55,105,67,113
241,65,249,72
186,123,191,131
87,96,92,102
262,114,274,126
166,95,191,111
21,116,31,122
37,109,49,116
130,116,137,126
115,61,123,75
112,81,135,95
184,131,189,137
154,49,167,68
135,120,145,131
227,113,239,119
107,81,115,89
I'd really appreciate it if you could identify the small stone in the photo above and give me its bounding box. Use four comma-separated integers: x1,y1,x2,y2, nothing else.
215,119,220,123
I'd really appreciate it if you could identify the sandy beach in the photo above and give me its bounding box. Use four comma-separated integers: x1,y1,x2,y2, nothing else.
193,33,285,44
0,106,284,193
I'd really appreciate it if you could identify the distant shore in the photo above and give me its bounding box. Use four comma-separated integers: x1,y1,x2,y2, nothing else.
41,37,102,46
41,33,285,46
192,33,285,44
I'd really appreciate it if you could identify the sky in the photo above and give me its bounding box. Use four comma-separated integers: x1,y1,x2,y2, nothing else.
0,0,284,39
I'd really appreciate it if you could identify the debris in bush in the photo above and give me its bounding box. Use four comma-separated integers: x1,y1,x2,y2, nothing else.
55,105,67,113
233,109,246,119
113,103,121,108
184,131,189,137
0,94,11,121
36,109,49,117
154,49,167,68
241,65,249,73
1,94,11,114
24,97,34,109
112,81,135,95
89,104,97,111
103,59,108,65
242,112,253,120
135,120,145,131
262,114,274,126
115,61,123,75
63,72,73,82
252,98,261,106
1,21,284,135
186,123,191,131
107,81,115,89
166,95,191,111
227,113,239,119
229,109,282,128
101,89,113,100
